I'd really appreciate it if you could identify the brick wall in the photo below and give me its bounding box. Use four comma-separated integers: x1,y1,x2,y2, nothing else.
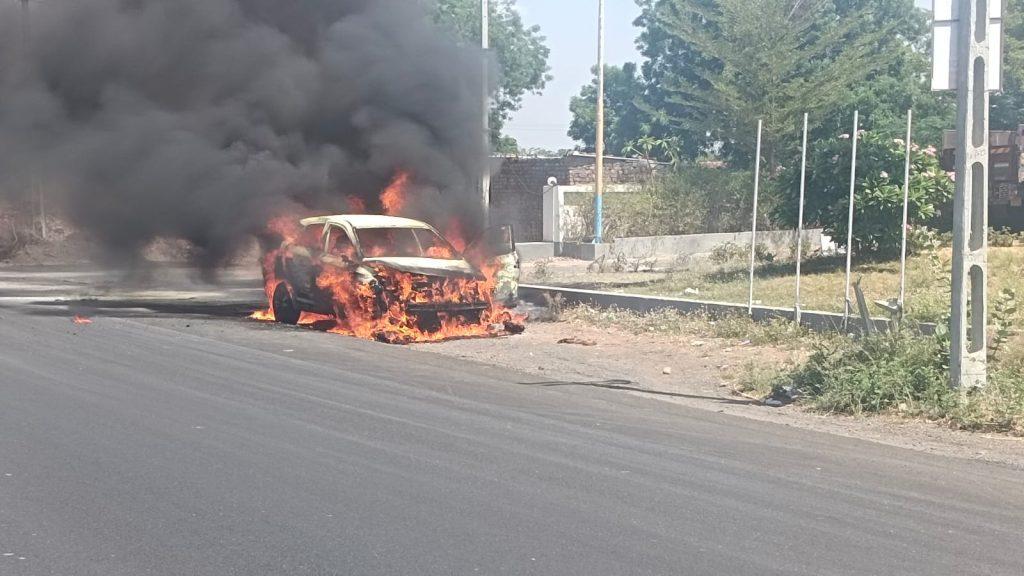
490,154,659,242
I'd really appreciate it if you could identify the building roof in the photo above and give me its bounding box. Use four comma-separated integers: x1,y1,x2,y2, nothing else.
299,215,433,230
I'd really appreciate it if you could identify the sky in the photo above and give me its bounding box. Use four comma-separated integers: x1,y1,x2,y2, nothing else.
504,0,643,152
505,0,936,152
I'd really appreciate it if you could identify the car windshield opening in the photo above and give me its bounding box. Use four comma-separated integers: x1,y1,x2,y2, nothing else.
358,228,460,260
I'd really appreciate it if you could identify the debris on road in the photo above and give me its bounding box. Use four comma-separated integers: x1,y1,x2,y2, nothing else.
72,315,93,325
560,336,595,346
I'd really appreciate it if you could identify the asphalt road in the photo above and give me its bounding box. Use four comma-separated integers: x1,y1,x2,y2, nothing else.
1,266,1023,575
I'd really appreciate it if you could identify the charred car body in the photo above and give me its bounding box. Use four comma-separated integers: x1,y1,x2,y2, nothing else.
262,215,519,336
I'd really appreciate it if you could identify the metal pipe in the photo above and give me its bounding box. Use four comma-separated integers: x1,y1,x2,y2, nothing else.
795,113,809,325
844,111,860,325
481,0,491,227
898,109,913,312
748,119,763,316
594,0,605,244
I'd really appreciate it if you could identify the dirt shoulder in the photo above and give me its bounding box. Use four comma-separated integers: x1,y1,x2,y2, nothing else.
417,319,1024,470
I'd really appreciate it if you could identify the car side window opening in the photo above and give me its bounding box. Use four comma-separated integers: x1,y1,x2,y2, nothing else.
325,226,356,260
300,224,325,248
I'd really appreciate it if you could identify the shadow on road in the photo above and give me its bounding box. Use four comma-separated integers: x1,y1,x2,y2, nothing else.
518,379,760,406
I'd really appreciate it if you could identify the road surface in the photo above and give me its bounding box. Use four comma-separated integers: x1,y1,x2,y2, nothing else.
1,265,1022,575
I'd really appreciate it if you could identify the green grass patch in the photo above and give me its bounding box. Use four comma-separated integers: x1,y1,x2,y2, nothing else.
769,331,1024,435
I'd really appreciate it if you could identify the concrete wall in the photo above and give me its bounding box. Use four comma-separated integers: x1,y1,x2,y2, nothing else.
610,229,828,259
490,154,660,243
519,285,926,335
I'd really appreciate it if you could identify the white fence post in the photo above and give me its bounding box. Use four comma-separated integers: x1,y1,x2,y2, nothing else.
898,109,914,313
843,111,860,326
795,113,809,325
748,120,763,316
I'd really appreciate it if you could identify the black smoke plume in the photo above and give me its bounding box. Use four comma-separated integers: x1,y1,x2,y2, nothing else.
0,0,490,268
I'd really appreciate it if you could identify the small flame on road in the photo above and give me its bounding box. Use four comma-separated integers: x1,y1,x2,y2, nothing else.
72,315,93,325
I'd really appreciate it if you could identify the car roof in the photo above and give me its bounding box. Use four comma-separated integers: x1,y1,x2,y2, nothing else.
299,215,434,230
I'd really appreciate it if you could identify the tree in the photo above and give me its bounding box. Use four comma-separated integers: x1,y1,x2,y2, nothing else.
636,0,940,167
568,63,651,157
432,0,552,146
992,0,1024,130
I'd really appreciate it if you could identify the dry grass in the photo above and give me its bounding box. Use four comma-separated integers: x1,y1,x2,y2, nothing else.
543,247,1024,327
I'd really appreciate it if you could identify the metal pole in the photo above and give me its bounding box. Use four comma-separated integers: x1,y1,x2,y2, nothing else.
481,0,491,227
795,113,809,325
843,110,860,325
748,119,763,316
20,0,45,240
898,109,913,312
950,0,989,388
593,0,605,244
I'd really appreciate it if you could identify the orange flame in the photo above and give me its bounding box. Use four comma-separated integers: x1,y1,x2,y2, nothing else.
72,315,93,325
380,172,411,215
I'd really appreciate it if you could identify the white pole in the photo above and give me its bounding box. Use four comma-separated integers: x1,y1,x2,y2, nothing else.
748,119,763,316
795,113,809,325
844,111,860,325
20,0,45,240
898,109,913,313
481,0,491,227
594,0,606,244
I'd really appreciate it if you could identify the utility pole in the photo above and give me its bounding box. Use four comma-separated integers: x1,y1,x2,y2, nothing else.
481,0,491,227
20,0,45,240
950,0,991,388
593,0,605,244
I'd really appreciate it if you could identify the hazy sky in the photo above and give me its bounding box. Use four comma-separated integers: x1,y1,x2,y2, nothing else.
505,0,935,151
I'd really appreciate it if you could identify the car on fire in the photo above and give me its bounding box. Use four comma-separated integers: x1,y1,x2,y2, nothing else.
262,215,519,333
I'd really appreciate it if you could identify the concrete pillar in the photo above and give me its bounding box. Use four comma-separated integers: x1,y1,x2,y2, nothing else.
542,183,564,243
951,0,990,388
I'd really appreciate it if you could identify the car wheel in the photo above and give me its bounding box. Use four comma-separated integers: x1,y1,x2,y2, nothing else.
272,282,301,325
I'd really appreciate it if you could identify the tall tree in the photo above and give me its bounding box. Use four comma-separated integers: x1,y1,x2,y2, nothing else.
636,0,935,167
432,0,552,151
568,63,650,157
992,0,1024,130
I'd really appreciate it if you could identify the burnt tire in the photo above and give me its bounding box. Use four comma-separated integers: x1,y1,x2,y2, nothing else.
272,282,301,325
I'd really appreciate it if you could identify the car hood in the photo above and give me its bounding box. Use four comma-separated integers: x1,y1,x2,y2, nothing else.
363,257,480,278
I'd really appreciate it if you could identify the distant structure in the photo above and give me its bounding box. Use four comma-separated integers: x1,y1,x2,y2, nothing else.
941,127,1024,229
489,152,662,242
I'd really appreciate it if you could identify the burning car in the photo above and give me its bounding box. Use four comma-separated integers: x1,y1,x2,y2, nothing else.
255,214,522,343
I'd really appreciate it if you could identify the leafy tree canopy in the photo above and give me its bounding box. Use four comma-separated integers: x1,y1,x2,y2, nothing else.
568,63,650,157
432,0,552,147
992,0,1024,129
775,131,953,255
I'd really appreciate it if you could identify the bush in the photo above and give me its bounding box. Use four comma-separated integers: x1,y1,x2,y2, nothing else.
783,334,950,415
774,132,953,256
567,166,760,241
771,331,1024,434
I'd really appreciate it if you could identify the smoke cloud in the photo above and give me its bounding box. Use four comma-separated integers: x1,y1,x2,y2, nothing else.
0,0,490,268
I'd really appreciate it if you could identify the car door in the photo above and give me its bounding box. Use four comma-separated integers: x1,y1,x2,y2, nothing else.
283,223,326,304
464,225,520,305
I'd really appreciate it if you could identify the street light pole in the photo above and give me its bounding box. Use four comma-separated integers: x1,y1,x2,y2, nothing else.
481,0,491,227
593,0,605,244
20,0,45,240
